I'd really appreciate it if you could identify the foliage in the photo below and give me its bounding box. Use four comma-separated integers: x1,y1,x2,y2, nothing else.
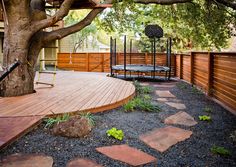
176,82,188,90
191,86,203,95
199,115,211,121
97,0,236,51
80,112,95,126
106,127,124,140
133,80,153,95
44,114,70,128
203,106,212,113
124,100,136,112
124,97,160,112
210,146,231,156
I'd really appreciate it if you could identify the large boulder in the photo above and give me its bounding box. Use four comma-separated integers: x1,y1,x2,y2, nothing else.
52,116,92,138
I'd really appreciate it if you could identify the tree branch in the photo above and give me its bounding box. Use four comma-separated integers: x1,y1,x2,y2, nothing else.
41,8,104,44
215,0,236,10
134,0,192,5
31,0,74,32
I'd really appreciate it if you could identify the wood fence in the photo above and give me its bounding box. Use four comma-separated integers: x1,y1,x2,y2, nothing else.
57,52,236,113
176,52,236,113
57,52,176,76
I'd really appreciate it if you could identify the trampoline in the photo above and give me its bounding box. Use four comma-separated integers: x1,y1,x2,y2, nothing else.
112,64,170,73
110,33,172,80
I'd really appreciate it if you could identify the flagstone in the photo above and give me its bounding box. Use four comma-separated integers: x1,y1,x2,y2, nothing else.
156,98,168,102
0,153,53,167
139,126,192,153
164,111,197,126
67,158,102,167
156,91,175,98
96,144,157,166
165,102,186,110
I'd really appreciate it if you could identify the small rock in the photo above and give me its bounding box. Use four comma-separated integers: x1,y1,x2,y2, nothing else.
52,116,92,138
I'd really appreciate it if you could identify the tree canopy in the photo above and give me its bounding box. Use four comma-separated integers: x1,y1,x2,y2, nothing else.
96,0,236,51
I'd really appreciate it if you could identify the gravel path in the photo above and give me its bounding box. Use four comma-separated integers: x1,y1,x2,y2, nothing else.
0,81,235,167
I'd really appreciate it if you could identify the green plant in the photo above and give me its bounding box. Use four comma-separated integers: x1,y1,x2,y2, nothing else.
191,86,203,95
199,115,211,121
124,97,160,112
133,80,153,95
203,107,212,113
80,112,95,126
143,94,151,100
124,101,136,112
177,82,188,90
106,127,124,140
44,113,70,128
210,146,231,156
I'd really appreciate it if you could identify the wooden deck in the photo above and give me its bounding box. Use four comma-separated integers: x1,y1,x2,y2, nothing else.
0,71,135,149
0,71,135,117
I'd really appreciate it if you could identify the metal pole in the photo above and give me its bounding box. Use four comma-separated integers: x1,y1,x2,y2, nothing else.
130,39,132,77
110,37,113,76
153,38,156,79
114,38,117,65
124,35,127,79
168,37,172,80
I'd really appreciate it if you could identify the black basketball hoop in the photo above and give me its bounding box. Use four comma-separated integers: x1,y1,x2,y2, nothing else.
145,24,163,38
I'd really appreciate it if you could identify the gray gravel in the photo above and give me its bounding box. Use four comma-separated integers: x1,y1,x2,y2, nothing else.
0,81,235,167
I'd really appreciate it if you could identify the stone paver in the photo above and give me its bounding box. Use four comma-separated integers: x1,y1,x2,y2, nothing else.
67,158,102,167
156,98,168,102
153,84,175,88
0,153,53,167
164,111,197,126
96,144,157,166
139,126,192,153
156,91,175,98
165,102,186,110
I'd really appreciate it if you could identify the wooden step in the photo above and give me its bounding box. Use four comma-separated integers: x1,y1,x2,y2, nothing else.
39,71,56,75
35,81,54,86
40,59,57,62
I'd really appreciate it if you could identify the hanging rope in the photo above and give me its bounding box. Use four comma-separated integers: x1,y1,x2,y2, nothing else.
1,0,8,26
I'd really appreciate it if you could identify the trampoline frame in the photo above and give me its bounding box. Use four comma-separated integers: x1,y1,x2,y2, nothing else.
110,36,172,80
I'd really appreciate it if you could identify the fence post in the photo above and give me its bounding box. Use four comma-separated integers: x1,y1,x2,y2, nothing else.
86,53,89,72
101,53,104,72
207,52,214,96
145,53,148,65
179,54,183,79
190,52,194,84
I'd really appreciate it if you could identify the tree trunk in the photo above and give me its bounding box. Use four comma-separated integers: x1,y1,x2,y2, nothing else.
0,35,37,97
0,1,41,97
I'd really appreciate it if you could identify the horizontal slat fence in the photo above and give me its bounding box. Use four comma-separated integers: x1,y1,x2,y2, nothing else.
57,52,176,76
176,52,236,114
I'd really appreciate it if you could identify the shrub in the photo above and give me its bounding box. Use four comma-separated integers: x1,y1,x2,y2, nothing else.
210,146,231,156
176,82,188,90
203,106,212,113
44,113,70,128
191,86,203,95
124,97,160,112
106,127,124,140
199,115,211,121
124,100,136,112
133,80,153,95
80,112,95,126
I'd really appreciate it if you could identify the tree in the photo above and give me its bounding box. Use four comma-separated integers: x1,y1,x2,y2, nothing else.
98,0,236,51
0,0,105,97
0,0,235,97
